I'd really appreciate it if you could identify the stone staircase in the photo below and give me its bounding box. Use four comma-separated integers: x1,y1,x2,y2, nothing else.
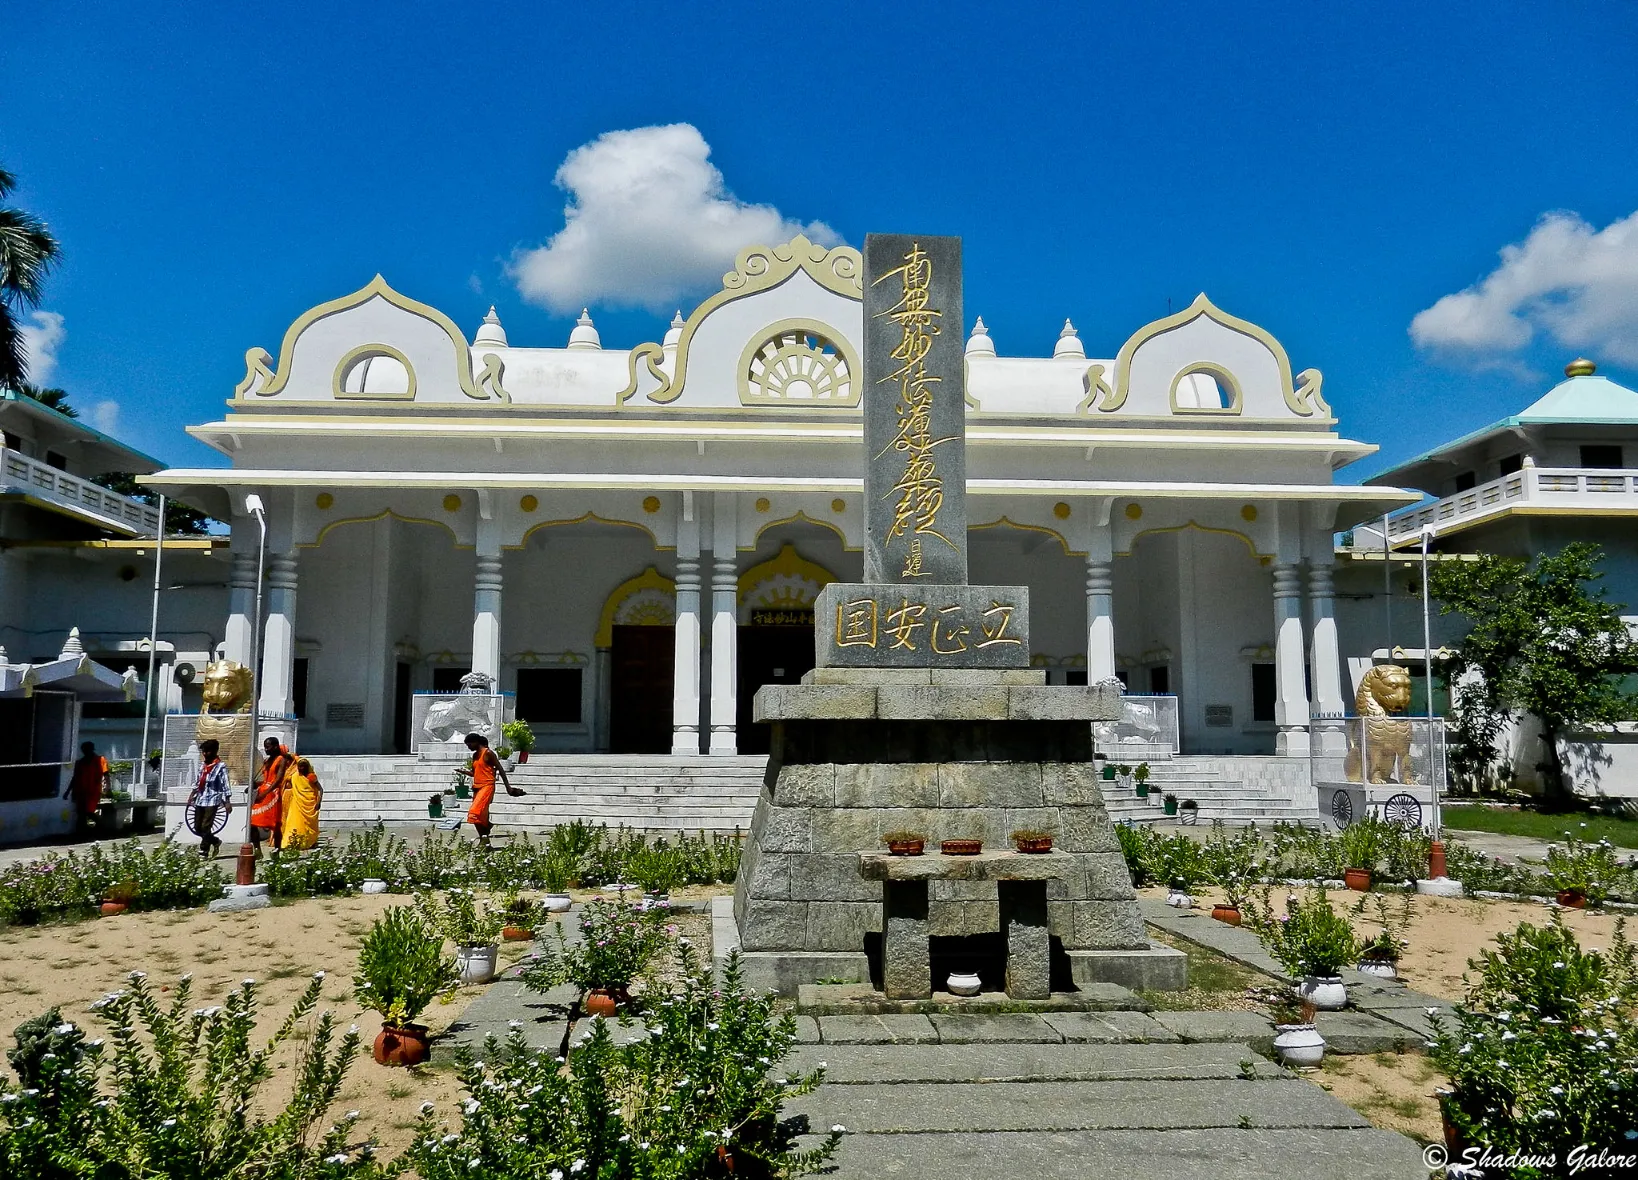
305,754,767,833
1100,757,1319,827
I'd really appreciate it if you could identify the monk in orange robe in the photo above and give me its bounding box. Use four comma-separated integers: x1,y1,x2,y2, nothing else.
64,742,109,824
462,732,520,847
250,736,292,855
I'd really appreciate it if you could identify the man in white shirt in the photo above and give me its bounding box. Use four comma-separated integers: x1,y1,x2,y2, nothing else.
187,738,233,858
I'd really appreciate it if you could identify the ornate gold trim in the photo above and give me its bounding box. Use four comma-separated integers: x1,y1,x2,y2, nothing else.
517,511,659,550
1101,293,1328,418
752,510,853,550
1118,521,1264,559
969,516,1074,555
300,507,459,548
1169,362,1242,415
737,543,836,603
737,317,861,408
333,343,418,401
617,235,863,406
238,274,492,402
595,566,676,647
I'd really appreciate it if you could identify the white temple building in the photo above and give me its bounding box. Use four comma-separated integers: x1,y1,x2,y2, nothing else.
136,236,1419,783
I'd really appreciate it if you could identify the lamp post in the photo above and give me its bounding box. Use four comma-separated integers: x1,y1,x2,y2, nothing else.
244,494,268,783
1421,524,1449,883
135,495,166,797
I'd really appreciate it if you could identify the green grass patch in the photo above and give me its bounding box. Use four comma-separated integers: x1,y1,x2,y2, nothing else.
1138,928,1263,1011
1442,805,1638,849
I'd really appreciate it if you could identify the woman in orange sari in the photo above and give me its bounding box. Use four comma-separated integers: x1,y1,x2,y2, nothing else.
280,757,323,850
462,732,517,848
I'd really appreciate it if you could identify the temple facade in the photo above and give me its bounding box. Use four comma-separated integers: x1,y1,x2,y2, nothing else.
144,236,1416,762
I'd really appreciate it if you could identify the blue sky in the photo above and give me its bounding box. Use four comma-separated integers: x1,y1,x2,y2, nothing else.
4,1,1637,478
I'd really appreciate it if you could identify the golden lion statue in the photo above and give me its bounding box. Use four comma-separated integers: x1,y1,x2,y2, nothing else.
1344,664,1417,784
196,659,255,785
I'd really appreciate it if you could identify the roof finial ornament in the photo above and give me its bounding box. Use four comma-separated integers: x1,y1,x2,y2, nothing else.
474,305,508,349
663,310,685,351
1565,358,1597,378
567,308,602,350
59,627,85,660
1053,317,1086,360
965,316,996,357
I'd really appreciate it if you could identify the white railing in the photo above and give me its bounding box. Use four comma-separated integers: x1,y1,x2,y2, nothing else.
1387,465,1638,541
1,447,161,534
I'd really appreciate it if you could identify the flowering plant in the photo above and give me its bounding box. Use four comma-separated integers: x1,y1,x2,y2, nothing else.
415,888,506,948
1350,891,1412,962
353,905,459,1026
1244,887,1359,978
521,896,675,996
1543,834,1632,904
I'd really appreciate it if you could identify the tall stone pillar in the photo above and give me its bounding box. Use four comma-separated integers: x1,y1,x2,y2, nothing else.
1085,503,1116,683
672,497,702,755
224,532,256,668
1272,562,1311,756
1307,562,1347,754
471,554,502,684
708,492,738,755
258,553,298,718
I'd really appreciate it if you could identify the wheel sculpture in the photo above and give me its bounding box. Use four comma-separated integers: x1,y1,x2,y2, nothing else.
1330,787,1354,828
1383,792,1424,830
185,802,230,838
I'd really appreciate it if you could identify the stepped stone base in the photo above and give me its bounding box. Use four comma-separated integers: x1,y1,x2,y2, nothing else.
732,669,1185,996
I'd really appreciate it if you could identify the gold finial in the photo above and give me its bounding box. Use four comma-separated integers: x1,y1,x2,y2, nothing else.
1565,358,1597,378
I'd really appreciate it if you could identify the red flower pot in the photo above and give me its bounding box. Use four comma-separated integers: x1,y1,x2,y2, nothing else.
518,751,529,763
886,838,925,857
584,989,619,1018
1211,904,1242,926
1344,868,1373,892
940,839,982,856
99,901,128,917
373,1023,430,1067
502,925,534,942
1014,836,1054,854
1557,889,1587,909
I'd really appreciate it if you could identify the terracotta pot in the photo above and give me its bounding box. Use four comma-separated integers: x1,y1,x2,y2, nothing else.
373,1023,430,1067
940,839,982,856
1014,835,1054,854
584,989,619,1018
1344,867,1373,892
1557,888,1588,909
99,901,128,916
1211,903,1242,926
502,925,534,942
518,750,529,763
887,838,925,857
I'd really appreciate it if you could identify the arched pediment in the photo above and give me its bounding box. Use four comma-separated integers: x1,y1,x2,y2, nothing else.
1088,294,1328,420
234,275,499,404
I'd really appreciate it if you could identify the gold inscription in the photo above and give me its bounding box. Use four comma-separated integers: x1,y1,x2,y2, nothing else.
836,599,879,648
932,605,970,654
884,598,929,651
978,601,1023,648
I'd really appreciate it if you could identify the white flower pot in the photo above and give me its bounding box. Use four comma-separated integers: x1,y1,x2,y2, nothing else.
1295,975,1348,1011
1166,891,1195,909
457,944,499,985
361,879,389,895
1357,958,1399,981
946,972,982,996
543,893,572,913
1273,1023,1326,1068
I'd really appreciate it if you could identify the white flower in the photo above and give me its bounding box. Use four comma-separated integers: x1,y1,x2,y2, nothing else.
570,1161,586,1174
53,1023,75,1036
161,1118,177,1128
312,970,326,980
345,1110,360,1121
832,1124,847,1133
325,1154,349,1165
549,1172,564,1180
419,1101,435,1114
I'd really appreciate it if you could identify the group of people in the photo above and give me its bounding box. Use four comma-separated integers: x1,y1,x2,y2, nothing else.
184,736,324,859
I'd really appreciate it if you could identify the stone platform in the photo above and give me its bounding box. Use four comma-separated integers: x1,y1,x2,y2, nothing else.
730,668,1186,996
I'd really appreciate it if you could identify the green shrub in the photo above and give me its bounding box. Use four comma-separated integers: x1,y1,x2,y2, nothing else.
352,906,458,1026
0,840,224,926
414,888,506,948
1337,816,1388,873
1244,887,1359,977
521,896,675,997
407,948,840,1179
1543,835,1634,904
1115,823,1153,886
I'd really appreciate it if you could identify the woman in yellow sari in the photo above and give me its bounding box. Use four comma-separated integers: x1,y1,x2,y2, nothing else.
281,757,324,850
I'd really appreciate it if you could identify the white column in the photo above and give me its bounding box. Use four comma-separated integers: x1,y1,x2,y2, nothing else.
224,519,256,666
672,495,702,755
471,555,502,684
1272,562,1311,756
258,552,298,718
1307,562,1347,755
708,492,739,754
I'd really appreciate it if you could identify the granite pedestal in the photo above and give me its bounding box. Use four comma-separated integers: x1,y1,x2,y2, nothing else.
730,669,1186,996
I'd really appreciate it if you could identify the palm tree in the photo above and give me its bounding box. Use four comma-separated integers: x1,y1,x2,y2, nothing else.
15,381,76,417
0,164,61,392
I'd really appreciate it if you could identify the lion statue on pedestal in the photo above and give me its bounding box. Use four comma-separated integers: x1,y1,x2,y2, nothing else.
1344,664,1417,784
196,659,255,785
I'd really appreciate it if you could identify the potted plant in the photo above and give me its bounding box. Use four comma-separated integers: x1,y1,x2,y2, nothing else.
353,905,459,1066
1179,798,1199,825
1162,792,1178,817
1012,829,1054,854
1135,762,1151,792
540,848,575,912
427,793,444,819
501,893,542,942
496,745,516,771
1338,817,1384,891
1352,893,1410,980
1101,761,1119,781
1212,875,1249,926
1264,990,1326,1068
519,895,675,1016
1166,876,1195,908
1543,835,1621,908
1245,886,1359,1010
884,831,926,856
100,878,137,917
452,765,471,800
416,889,506,984
940,838,982,856
502,719,536,764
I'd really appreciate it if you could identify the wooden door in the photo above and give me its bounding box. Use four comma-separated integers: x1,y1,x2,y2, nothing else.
609,625,675,754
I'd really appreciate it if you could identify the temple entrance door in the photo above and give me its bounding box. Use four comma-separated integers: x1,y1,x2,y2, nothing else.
609,625,675,754
736,623,817,755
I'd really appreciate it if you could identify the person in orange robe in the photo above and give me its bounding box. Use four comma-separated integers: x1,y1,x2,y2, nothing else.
462,732,519,848
250,736,292,855
64,742,109,825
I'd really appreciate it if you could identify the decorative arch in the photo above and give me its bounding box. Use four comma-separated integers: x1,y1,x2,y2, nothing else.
1118,521,1265,559
301,508,460,549
968,516,1076,555
595,567,676,648
753,510,855,550
738,544,835,620
517,511,659,550
1169,362,1242,415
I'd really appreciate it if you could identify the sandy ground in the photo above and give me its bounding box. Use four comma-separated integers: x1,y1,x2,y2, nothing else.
0,883,724,1160
1317,1051,1445,1144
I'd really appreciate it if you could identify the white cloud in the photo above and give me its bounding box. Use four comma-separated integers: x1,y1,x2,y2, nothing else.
19,310,65,384
508,123,838,315
89,400,120,435
1410,209,1638,365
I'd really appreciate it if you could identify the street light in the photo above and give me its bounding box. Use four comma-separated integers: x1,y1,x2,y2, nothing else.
135,494,166,797
1420,524,1456,890
245,494,268,772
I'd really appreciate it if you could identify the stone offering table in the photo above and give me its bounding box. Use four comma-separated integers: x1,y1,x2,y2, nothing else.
859,849,1072,1000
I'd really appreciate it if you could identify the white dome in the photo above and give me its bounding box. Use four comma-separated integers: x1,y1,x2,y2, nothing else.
568,308,601,350
1053,318,1085,360
474,306,508,348
965,316,996,357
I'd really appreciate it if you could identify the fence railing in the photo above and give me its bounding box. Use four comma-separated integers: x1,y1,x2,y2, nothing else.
1,447,161,534
1387,465,1638,541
